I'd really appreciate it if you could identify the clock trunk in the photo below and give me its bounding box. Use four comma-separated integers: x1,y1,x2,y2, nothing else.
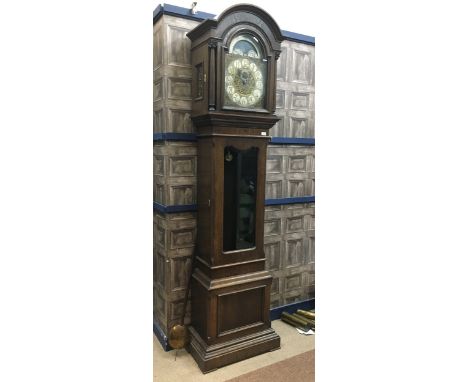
186,4,284,373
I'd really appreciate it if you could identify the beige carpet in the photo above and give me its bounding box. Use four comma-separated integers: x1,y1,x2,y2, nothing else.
154,320,314,382
225,350,314,382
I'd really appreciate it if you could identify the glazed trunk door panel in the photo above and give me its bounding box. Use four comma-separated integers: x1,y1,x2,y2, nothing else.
215,137,267,266
223,146,258,252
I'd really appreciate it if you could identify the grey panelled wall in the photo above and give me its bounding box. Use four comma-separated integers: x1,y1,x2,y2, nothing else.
153,15,199,135
153,11,315,338
266,146,315,199
153,14,200,336
273,39,315,138
153,142,197,206
154,210,196,334
265,202,315,308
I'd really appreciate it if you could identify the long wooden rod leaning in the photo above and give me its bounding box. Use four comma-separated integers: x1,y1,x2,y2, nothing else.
168,246,197,351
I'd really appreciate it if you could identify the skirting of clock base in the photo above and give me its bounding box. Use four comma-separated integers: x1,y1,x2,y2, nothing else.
186,325,280,373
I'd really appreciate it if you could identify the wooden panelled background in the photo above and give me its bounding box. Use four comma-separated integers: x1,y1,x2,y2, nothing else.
153,13,315,337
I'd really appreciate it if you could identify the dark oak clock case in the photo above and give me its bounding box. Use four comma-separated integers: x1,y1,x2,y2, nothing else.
186,5,283,373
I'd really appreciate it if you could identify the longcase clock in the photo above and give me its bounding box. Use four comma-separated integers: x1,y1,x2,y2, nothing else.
186,4,284,373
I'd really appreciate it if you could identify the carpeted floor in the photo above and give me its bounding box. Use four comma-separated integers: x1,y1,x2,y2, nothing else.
154,320,314,382
225,350,314,382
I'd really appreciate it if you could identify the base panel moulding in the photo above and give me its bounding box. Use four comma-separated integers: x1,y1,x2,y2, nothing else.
186,325,280,373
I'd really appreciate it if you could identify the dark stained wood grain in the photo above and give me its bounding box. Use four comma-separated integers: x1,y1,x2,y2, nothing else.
185,4,283,373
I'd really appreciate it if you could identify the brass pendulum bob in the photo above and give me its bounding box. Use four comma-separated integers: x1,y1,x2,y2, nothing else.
168,246,197,360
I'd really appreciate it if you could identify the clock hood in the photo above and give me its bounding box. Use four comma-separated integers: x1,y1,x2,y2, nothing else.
187,4,284,52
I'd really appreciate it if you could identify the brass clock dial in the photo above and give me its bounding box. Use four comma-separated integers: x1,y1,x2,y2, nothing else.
225,58,264,107
224,34,266,109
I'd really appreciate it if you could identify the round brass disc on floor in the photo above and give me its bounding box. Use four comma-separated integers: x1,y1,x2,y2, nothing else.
168,324,187,349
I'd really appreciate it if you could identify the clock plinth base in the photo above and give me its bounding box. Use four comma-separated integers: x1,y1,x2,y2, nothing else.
187,325,280,373
187,266,279,373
